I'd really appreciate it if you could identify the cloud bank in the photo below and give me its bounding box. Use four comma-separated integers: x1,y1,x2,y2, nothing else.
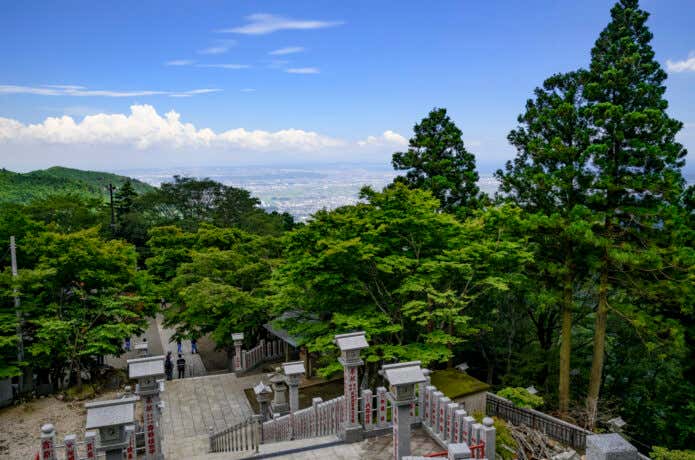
0,105,408,170
666,53,695,73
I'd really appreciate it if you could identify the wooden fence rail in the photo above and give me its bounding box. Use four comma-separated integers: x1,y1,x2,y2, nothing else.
486,392,592,450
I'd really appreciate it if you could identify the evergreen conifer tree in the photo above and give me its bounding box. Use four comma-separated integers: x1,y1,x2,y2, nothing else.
392,108,480,212
583,0,688,427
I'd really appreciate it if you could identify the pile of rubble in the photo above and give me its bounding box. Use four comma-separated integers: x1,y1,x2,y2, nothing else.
508,423,583,460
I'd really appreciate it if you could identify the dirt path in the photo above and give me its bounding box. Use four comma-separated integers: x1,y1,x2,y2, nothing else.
0,390,119,460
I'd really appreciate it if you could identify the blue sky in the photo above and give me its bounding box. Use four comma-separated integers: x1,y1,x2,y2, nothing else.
1,0,694,173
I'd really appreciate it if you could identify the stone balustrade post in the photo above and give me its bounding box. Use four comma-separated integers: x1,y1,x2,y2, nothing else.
446,402,459,442
124,425,136,460
453,409,467,444
431,390,443,432
448,443,472,460
64,434,77,460
481,417,496,460
376,386,388,427
39,423,56,460
311,397,322,437
361,389,373,429
462,415,476,445
418,369,430,421
438,396,451,437
84,431,97,460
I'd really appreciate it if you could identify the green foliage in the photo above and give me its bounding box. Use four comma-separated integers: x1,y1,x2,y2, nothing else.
0,227,149,389
497,387,545,409
650,447,695,460
273,183,531,377
392,107,481,212
0,166,153,204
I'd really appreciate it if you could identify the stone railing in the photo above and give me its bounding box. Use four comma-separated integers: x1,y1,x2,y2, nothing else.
34,424,98,460
420,384,496,460
237,338,285,373
486,392,591,450
261,395,346,443
208,415,261,454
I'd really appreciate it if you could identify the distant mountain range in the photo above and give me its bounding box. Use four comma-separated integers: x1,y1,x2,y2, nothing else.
0,166,154,203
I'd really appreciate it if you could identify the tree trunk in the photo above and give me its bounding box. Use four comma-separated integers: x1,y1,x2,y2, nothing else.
447,319,454,369
587,264,608,429
558,258,573,415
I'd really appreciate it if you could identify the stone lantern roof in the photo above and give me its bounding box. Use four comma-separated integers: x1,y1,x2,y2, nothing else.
85,397,138,430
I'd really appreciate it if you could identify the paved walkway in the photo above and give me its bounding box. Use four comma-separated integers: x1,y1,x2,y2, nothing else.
156,314,207,378
160,372,260,459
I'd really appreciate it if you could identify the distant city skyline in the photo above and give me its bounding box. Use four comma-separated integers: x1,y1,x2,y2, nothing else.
1,1,694,173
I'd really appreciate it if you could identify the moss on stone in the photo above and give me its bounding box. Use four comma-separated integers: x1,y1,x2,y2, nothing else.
430,369,489,399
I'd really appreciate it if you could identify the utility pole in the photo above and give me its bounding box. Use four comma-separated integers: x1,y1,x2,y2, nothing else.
10,236,24,393
108,183,116,234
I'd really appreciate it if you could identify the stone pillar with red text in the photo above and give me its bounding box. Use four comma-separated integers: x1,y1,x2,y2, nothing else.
334,331,369,443
39,424,56,460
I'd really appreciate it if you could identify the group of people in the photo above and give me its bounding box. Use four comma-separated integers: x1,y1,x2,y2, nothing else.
164,338,198,380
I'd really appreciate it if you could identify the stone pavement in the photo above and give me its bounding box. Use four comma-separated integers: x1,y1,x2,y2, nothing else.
156,314,207,378
160,372,260,459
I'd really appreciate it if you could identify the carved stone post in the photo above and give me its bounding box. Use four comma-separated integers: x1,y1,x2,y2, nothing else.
334,331,369,442
282,361,306,413
448,443,472,460
232,333,244,372
64,434,77,460
418,369,430,422
380,361,427,460
39,424,56,460
84,431,97,460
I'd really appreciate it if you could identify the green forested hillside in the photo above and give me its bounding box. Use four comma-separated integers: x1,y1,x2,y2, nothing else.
0,166,154,203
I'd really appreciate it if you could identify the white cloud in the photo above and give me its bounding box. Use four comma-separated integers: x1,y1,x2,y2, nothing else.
357,130,408,147
165,59,195,66
0,104,346,151
666,52,695,73
196,63,251,69
198,40,236,55
285,67,319,74
240,88,256,92
221,14,343,35
0,84,220,98
269,46,304,56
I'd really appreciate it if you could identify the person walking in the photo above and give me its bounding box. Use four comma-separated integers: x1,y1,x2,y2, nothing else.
124,337,131,351
164,352,173,381
191,338,198,354
176,338,182,354
176,353,186,379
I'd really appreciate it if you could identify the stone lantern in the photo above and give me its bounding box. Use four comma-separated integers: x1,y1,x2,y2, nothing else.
85,397,138,460
128,355,166,459
231,332,245,372
334,331,369,442
254,382,273,421
269,371,289,415
380,361,427,460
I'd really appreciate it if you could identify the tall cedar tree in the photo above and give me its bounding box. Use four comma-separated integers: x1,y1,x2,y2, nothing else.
497,71,593,414
392,108,480,213
583,0,688,428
